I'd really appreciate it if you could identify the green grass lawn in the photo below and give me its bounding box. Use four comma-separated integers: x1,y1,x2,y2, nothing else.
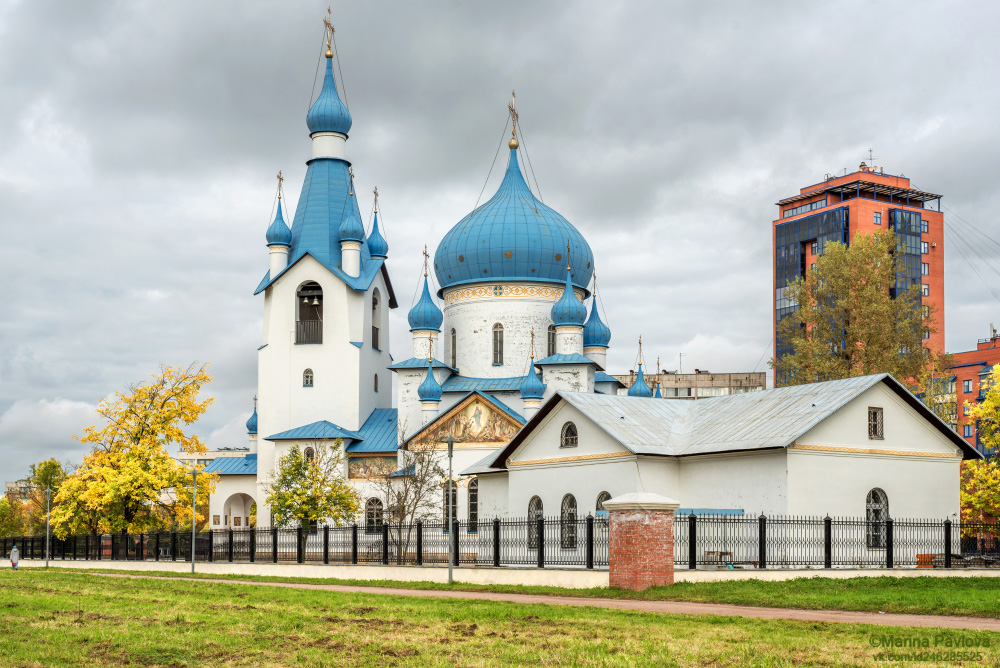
2,570,998,667
41,567,1000,618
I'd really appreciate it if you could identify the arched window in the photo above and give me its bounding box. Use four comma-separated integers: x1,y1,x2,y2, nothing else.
450,328,457,369
866,488,889,549
527,496,543,549
443,484,457,528
467,479,479,534
371,289,381,350
560,494,578,548
374,373,379,392
296,282,323,343
304,447,315,463
560,422,578,448
303,369,314,387
365,498,383,534
596,491,611,516
547,325,556,357
492,323,504,365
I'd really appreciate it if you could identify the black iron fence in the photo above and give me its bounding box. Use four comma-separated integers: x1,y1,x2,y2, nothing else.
5,515,999,571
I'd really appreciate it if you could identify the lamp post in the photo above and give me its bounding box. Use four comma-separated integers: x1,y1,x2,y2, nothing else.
45,487,53,568
191,468,198,574
444,435,454,585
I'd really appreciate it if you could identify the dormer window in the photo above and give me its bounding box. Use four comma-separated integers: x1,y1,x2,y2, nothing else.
560,422,578,448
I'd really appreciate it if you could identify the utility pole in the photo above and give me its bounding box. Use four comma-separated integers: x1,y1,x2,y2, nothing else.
445,435,455,585
191,468,198,574
45,487,53,568
678,353,686,375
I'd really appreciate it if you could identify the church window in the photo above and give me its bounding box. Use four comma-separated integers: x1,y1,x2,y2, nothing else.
492,323,504,365
467,479,478,534
560,422,578,448
296,282,323,344
868,407,884,440
374,374,379,392
547,325,556,357
527,496,543,549
560,494,577,548
866,488,889,549
443,484,458,528
450,328,457,368
365,498,383,534
303,369,314,387
304,447,315,463
596,491,611,515
372,289,382,350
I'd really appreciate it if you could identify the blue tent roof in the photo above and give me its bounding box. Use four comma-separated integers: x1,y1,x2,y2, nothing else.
205,454,257,476
346,408,399,453
265,420,361,441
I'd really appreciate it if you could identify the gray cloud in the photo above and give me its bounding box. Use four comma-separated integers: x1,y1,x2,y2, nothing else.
2,0,999,481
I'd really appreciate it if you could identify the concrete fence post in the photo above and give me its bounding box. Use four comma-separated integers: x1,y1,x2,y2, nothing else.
604,493,680,591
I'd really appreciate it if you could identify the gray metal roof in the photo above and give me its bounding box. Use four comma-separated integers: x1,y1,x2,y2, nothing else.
460,448,506,476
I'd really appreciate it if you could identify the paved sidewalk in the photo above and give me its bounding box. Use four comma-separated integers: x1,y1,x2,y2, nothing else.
89,572,1000,631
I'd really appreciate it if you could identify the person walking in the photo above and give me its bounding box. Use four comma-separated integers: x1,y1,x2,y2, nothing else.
10,544,19,570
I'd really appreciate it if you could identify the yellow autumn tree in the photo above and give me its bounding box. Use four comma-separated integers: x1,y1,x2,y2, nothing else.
963,366,1000,520
52,364,219,537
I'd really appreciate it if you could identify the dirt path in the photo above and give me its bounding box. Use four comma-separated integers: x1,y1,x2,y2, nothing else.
75,572,1000,631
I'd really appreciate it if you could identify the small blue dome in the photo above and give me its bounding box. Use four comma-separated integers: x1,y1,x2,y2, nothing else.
583,300,611,348
519,361,546,400
306,58,352,135
653,383,662,399
367,211,388,258
408,276,443,332
265,201,291,247
246,407,258,435
338,194,365,242
433,149,594,295
417,361,442,402
628,364,654,398
551,269,587,326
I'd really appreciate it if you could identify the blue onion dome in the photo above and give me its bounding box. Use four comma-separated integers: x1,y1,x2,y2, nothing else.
433,148,594,295
265,201,292,246
551,268,587,326
306,57,352,135
582,300,611,348
519,361,546,400
246,406,258,435
367,211,389,258
628,364,654,398
417,361,442,402
408,276,443,332
653,383,662,399
338,194,365,242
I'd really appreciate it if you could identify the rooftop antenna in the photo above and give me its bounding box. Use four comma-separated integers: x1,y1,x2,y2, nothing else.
678,352,686,374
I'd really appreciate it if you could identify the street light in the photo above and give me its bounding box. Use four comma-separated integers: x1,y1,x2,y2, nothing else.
45,487,53,568
444,435,454,585
191,468,198,574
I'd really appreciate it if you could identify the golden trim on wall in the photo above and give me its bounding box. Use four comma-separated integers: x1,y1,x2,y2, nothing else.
790,443,962,459
507,451,633,467
443,284,584,306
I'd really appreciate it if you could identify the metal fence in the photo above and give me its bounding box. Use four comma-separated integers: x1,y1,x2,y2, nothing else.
5,515,999,571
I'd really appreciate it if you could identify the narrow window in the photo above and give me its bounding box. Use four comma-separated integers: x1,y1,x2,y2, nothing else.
467,479,478,534
964,425,974,438
492,323,504,365
374,374,379,392
868,407,884,440
443,485,458,529
560,494,577,548
365,498,383,533
547,325,556,357
296,282,323,343
921,219,929,233
596,491,611,516
527,496,543,549
450,328,457,368
922,284,929,297
866,488,888,549
810,242,817,255
921,241,929,254
874,212,881,226
922,262,929,276
371,289,381,350
560,422,578,448
303,369,314,387
304,447,315,463
964,380,973,393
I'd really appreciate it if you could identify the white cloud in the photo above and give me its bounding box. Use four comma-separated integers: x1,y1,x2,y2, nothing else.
0,398,98,480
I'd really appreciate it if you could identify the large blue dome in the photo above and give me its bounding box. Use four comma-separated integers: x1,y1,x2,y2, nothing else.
433,149,594,295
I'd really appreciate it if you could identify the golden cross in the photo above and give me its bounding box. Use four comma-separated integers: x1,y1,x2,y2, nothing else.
638,335,644,366
276,170,284,198
422,244,429,277
656,356,660,374
508,90,518,140
530,327,535,359
253,395,257,411
324,8,334,51
566,241,571,271
348,167,354,196
373,186,379,213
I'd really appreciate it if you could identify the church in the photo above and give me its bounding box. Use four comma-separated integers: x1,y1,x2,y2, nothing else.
204,22,977,531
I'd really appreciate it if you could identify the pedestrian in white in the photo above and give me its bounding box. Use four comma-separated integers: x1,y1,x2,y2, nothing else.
10,544,19,570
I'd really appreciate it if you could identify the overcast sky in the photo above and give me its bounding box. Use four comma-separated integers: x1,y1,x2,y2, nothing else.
2,0,999,482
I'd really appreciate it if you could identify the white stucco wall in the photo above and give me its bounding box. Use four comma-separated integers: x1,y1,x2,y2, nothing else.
209,475,258,529
676,449,789,515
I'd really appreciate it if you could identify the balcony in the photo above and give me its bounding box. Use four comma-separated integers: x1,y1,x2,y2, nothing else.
296,320,322,344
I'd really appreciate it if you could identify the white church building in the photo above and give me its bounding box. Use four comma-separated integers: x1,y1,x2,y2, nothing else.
203,28,978,530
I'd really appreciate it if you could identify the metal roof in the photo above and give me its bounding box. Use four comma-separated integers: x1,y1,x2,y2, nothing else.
346,408,399,453
265,420,361,442
594,371,625,387
205,454,257,476
387,357,457,373
534,353,599,367
441,375,525,393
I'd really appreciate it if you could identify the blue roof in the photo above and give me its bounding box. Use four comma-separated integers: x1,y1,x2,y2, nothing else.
628,364,654,398
595,371,625,387
519,358,546,400
408,275,443,332
418,361,443,402
367,211,388,258
551,268,587,326
387,357,457,373
245,408,258,435
583,301,611,348
338,193,365,242
306,57,352,135
478,391,525,424
265,420,361,441
441,375,525,393
346,408,399,453
205,454,257,476
433,148,594,296
265,200,292,246
534,353,599,367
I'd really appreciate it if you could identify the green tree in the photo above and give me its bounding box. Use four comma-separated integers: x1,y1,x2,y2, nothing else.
771,230,944,393
0,497,26,537
24,459,69,535
266,441,359,531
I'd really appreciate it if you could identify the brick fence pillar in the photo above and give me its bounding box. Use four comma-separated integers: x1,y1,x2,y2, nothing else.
603,493,680,591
